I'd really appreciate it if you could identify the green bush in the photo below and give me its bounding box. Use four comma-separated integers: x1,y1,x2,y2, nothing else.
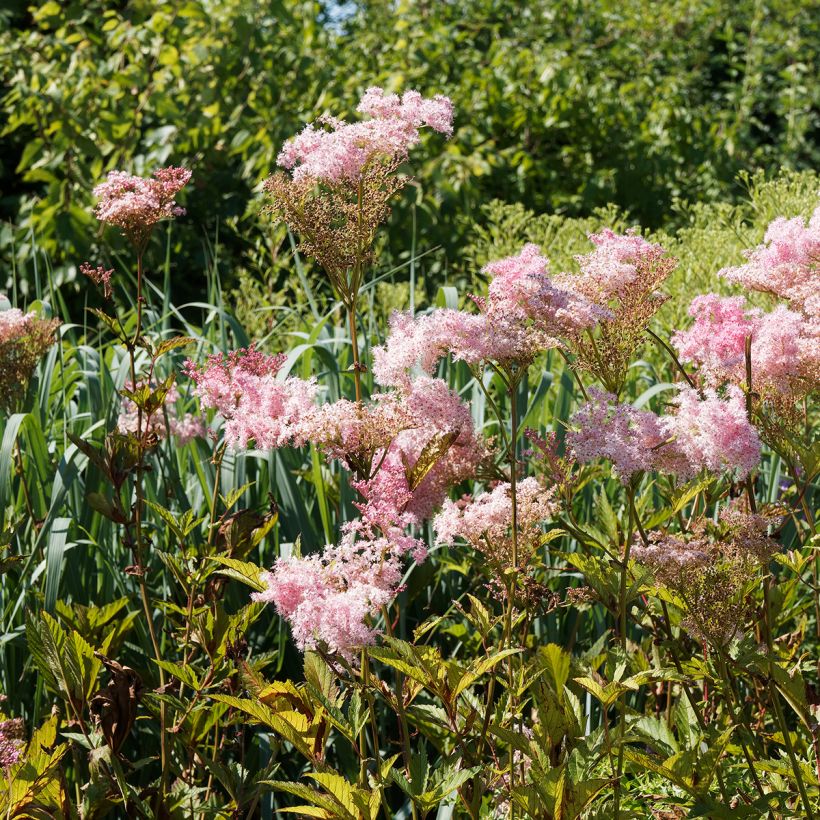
2,0,818,304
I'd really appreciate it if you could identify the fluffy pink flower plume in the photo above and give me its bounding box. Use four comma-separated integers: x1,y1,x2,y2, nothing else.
673,294,820,395
567,389,682,481
672,294,759,382
434,477,558,566
568,386,760,483
277,86,453,184
93,166,191,244
117,381,206,445
663,385,761,480
719,206,820,316
251,551,391,660
184,346,317,449
0,307,33,342
254,514,428,660
354,376,485,527
373,244,605,387
256,377,483,658
564,228,670,304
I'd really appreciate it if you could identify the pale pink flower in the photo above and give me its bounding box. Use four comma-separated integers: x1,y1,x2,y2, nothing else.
720,206,820,315
184,347,316,449
567,389,680,481
277,87,453,185
372,245,604,386
434,477,558,567
255,521,414,660
565,228,671,305
93,166,191,246
355,377,484,526
569,386,760,482
672,294,760,383
662,385,761,480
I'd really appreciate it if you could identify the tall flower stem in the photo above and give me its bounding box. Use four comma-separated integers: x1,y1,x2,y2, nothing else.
347,304,362,404
716,651,766,798
613,485,638,817
128,249,168,801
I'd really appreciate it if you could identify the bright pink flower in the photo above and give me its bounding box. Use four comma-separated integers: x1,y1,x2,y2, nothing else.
673,294,819,396
720,207,820,315
672,294,760,383
93,167,191,245
567,389,677,481
357,87,454,136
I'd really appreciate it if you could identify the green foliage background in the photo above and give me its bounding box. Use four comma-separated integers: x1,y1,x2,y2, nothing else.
2,0,818,305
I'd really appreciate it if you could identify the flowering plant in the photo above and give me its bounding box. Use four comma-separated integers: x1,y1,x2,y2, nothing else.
2,89,818,820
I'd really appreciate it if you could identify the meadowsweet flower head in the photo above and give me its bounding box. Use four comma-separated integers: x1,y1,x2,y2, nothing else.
372,245,605,386
672,294,760,384
93,166,191,248
662,385,761,481
356,377,485,525
434,477,558,570
184,346,316,449
254,521,414,661
634,507,778,645
277,87,453,185
558,229,676,393
719,206,820,316
266,88,453,300
0,306,60,412
568,386,760,483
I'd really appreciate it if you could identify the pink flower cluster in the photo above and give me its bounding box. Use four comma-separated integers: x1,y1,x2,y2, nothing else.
186,335,484,657
719,207,820,317
252,517,414,660
93,167,191,245
568,385,760,482
0,716,24,771
277,87,453,184
0,307,33,343
117,381,206,445
250,377,482,659
373,244,605,386
673,294,820,396
184,347,316,449
434,477,558,566
561,228,672,305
